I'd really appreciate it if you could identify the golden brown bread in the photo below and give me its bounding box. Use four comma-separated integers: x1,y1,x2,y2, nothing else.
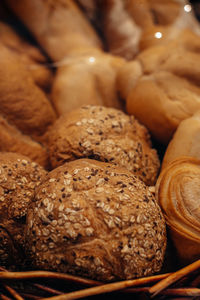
117,42,200,144
6,0,127,114
0,21,53,91
51,48,125,114
0,115,49,168
127,0,200,31
156,157,200,264
26,158,166,281
6,0,102,61
101,0,141,60
0,43,56,140
75,0,99,27
0,152,46,267
46,105,160,186
162,112,200,170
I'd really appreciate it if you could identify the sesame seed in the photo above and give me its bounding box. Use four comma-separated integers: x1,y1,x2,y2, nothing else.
86,128,94,134
31,162,37,168
130,216,135,223
58,204,64,211
51,220,57,227
137,226,144,234
64,173,72,179
96,187,104,193
49,178,56,182
149,186,156,193
96,178,104,185
82,141,91,148
85,227,94,236
81,118,87,124
64,179,71,185
73,169,79,175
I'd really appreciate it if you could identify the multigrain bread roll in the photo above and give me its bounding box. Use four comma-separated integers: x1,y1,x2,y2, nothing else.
26,159,166,281
0,21,53,92
46,106,160,186
0,115,49,168
0,43,56,140
118,42,200,144
0,152,46,268
162,112,200,170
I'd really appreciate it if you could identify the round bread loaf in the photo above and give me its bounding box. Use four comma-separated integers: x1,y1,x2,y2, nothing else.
0,152,46,268
26,159,166,281
46,105,160,186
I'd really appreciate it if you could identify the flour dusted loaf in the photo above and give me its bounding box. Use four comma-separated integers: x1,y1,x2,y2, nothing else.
46,105,160,186
26,159,166,281
0,152,46,267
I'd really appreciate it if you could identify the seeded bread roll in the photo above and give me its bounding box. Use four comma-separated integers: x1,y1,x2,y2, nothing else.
0,152,46,267
46,105,160,186
26,159,166,281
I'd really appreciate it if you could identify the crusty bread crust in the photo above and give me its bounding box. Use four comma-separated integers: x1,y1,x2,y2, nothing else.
0,152,46,267
46,105,160,185
0,44,56,139
26,158,166,281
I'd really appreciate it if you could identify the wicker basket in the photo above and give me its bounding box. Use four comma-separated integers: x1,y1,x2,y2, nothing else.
0,259,200,300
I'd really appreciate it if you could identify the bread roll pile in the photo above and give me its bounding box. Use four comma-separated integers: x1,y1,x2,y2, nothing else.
0,0,199,281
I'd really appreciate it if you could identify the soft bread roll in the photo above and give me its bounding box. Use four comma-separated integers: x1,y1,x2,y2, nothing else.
133,0,200,52
140,25,200,51
98,0,199,60
0,21,53,91
6,0,102,61
0,43,56,140
0,115,49,168
51,48,125,114
0,152,46,268
118,42,200,144
6,0,125,114
26,159,166,281
75,0,99,28
162,112,200,170
46,105,160,186
101,0,141,60
156,157,200,264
